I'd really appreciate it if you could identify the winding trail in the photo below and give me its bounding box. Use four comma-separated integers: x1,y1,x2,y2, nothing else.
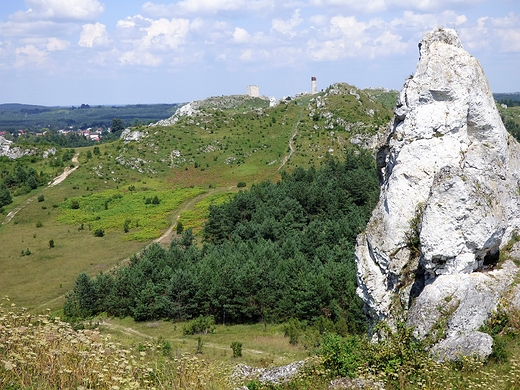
2,152,80,225
154,191,211,246
277,105,302,172
36,185,237,311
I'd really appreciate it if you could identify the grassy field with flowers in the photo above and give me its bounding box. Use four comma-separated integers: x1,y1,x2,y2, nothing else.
4,299,520,390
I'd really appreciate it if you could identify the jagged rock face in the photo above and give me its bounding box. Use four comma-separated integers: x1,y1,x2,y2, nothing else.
356,29,520,357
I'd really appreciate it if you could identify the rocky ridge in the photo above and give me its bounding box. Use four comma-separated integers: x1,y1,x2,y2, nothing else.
150,95,270,127
356,28,520,360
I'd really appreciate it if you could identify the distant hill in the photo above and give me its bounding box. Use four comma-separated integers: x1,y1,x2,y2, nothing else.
494,92,520,107
0,103,182,132
0,103,49,111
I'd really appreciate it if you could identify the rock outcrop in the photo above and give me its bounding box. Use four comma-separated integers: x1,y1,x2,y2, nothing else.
355,28,520,359
0,136,33,159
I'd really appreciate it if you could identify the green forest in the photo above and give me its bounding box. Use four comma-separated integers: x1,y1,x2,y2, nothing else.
64,150,378,331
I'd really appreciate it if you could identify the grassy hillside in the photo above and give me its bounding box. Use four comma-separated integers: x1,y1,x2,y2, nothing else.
0,84,393,313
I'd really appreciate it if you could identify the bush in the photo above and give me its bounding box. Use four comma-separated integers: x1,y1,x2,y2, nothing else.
36,221,43,228
49,239,55,249
183,315,215,335
37,194,45,202
93,228,105,237
231,341,242,358
237,181,247,188
284,318,304,345
319,333,364,378
71,200,80,209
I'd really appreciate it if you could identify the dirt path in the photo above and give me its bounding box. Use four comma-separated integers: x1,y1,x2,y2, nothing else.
99,319,264,354
48,153,79,187
154,191,210,246
2,152,80,225
277,106,302,172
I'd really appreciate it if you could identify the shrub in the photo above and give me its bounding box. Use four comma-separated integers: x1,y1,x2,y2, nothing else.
231,341,242,358
49,239,55,249
36,221,43,228
237,181,247,188
93,228,105,237
37,194,45,202
283,318,304,345
71,199,80,209
183,315,215,335
319,333,364,378
176,221,184,235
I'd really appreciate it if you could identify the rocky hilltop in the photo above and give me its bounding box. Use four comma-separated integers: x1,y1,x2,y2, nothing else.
151,95,270,127
356,28,520,359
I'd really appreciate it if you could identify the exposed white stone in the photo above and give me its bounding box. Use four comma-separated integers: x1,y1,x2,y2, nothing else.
0,136,33,159
431,331,493,362
408,260,517,339
120,128,147,143
355,29,520,359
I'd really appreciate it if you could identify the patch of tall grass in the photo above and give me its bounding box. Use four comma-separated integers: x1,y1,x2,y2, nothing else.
0,300,233,389
178,192,234,233
57,187,205,240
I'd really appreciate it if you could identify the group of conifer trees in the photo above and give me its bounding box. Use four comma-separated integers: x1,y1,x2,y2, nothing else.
0,162,46,209
64,150,379,331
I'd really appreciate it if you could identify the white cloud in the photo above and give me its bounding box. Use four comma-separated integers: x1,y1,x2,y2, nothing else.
15,44,47,67
47,37,69,51
233,28,251,43
239,49,254,61
390,10,468,33
142,0,272,16
309,15,328,27
306,15,410,61
272,9,303,37
309,0,386,13
79,23,109,48
496,27,520,52
0,20,58,39
116,15,191,66
20,0,105,21
308,0,484,13
119,50,162,66
459,13,520,54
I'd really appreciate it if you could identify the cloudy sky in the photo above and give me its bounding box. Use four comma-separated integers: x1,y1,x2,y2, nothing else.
1,0,519,106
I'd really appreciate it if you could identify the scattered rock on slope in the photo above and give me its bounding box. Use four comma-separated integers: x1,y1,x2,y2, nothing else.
0,135,34,159
355,28,520,360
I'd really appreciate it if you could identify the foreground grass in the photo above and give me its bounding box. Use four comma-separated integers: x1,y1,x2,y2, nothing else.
5,299,520,389
0,301,234,389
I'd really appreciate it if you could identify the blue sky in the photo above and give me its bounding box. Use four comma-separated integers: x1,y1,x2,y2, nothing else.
0,0,519,106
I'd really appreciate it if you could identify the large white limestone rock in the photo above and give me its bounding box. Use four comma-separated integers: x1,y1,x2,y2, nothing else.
355,29,520,358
